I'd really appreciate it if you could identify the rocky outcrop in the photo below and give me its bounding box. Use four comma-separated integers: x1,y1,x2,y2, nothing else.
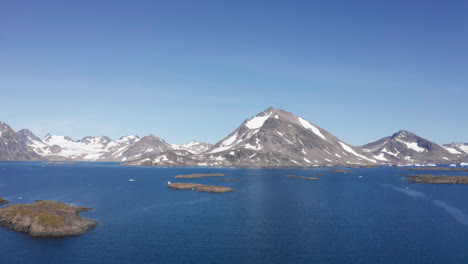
0,122,45,161
0,200,98,237
0,197,9,206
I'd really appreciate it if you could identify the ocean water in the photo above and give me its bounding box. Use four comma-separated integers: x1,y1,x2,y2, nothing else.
0,162,467,264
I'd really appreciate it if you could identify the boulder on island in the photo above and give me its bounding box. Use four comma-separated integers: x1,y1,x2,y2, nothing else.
0,200,98,237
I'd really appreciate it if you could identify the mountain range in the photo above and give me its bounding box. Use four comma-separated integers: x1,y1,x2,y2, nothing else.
1,108,466,167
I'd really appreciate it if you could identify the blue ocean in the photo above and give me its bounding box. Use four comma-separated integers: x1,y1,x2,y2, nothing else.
0,162,467,264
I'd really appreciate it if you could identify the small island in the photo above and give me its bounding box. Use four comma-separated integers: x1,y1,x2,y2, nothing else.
0,197,9,206
168,182,234,193
175,173,226,179
316,173,326,176
401,167,468,172
331,169,348,173
0,200,98,237
283,175,320,181
403,174,468,184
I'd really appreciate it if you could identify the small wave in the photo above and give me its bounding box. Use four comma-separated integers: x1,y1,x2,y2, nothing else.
432,200,468,227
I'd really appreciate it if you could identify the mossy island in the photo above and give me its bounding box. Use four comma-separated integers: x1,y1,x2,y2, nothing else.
0,200,98,237
168,182,234,193
174,173,226,179
403,174,468,184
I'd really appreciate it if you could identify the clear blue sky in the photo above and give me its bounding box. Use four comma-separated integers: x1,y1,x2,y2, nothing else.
1,0,467,145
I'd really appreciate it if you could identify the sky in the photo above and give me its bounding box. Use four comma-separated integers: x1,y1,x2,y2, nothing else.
1,0,467,145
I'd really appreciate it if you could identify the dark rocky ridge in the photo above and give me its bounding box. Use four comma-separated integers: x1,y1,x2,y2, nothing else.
0,200,98,237
0,122,45,161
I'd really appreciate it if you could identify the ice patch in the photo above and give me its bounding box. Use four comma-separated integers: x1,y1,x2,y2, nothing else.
298,117,326,140
339,142,376,163
222,133,237,146
444,147,462,154
382,147,399,157
246,112,272,129
396,139,425,152
373,153,387,161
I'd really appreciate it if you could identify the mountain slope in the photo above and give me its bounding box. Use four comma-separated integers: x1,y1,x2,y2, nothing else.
125,108,377,167
360,130,458,164
0,123,45,161
443,142,468,155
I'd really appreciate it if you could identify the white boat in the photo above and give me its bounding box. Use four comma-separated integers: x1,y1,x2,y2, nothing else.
129,179,135,182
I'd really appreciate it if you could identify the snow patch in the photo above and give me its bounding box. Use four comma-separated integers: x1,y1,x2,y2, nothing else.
373,153,387,161
246,112,272,129
444,147,462,154
339,142,377,163
298,117,326,140
396,139,425,152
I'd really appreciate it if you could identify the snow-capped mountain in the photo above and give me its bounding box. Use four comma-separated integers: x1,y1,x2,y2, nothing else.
171,141,213,154
118,134,173,162
124,108,378,167
17,130,141,161
443,142,468,155
360,130,458,164
17,127,212,162
0,124,44,161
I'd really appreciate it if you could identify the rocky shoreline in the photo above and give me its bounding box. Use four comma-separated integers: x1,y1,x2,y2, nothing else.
168,183,234,193
401,167,468,172
0,200,98,237
0,197,9,206
404,174,468,184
